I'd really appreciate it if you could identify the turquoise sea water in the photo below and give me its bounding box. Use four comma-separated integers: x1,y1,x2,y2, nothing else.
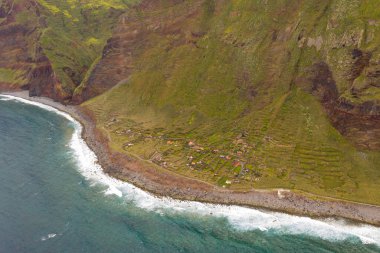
0,95,379,253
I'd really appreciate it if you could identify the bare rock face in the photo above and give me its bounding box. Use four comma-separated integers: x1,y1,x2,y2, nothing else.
0,0,34,89
27,50,62,99
0,0,65,101
72,0,204,103
298,61,380,150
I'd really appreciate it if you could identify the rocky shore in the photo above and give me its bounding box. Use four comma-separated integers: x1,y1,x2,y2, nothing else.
3,91,380,226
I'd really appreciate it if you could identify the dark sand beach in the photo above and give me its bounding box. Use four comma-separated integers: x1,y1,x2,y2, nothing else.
4,91,380,226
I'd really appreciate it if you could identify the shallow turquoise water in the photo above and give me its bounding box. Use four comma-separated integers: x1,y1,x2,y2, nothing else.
0,96,379,253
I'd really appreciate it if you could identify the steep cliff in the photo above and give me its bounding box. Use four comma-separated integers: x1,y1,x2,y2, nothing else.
0,0,132,102
0,0,60,98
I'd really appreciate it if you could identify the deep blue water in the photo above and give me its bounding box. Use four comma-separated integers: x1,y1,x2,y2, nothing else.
0,95,379,253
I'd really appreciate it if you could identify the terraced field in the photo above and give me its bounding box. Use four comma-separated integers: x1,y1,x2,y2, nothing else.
86,86,380,204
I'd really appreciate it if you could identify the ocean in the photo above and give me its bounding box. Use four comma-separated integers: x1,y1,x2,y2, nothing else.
0,95,379,253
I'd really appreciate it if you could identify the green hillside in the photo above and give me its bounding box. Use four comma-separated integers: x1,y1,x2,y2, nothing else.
39,0,138,98
83,0,380,204
1,0,379,205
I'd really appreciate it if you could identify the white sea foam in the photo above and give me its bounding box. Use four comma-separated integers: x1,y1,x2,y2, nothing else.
41,233,57,241
0,97,13,101
2,94,380,246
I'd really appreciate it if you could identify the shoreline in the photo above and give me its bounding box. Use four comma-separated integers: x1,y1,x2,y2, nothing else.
2,91,380,226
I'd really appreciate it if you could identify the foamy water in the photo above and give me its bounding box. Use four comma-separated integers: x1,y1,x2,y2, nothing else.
41,233,57,241
2,94,380,246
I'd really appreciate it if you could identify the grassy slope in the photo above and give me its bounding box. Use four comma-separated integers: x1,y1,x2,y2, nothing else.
35,0,136,99
84,0,380,205
0,68,27,86
0,0,40,88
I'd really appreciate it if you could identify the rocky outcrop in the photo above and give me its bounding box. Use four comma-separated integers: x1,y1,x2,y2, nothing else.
27,52,62,99
298,61,380,150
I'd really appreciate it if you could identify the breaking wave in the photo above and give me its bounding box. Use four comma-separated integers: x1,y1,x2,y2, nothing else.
1,94,380,246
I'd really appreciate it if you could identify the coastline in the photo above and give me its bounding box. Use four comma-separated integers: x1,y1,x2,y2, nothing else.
2,91,380,226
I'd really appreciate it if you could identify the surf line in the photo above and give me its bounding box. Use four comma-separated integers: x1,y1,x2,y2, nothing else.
1,94,380,246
